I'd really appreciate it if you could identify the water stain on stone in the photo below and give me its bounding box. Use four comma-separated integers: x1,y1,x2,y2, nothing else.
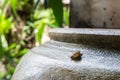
113,11,116,14
103,8,107,10
103,22,107,27
111,22,114,26
110,18,112,21
76,21,92,28
71,51,82,61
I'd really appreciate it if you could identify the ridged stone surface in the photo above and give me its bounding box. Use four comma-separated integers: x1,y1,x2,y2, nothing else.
12,28,120,80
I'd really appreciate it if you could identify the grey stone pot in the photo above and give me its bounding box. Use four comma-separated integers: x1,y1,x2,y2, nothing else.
11,28,120,80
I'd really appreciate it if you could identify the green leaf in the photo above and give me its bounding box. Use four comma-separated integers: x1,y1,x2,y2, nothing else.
10,0,18,16
64,8,69,26
0,13,13,34
0,35,2,59
36,22,45,44
18,49,28,57
27,21,35,28
49,0,63,27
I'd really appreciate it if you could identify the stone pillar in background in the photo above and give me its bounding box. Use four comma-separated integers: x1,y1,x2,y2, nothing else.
70,0,120,28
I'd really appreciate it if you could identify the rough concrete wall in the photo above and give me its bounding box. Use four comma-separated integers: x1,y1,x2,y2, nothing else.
70,0,120,28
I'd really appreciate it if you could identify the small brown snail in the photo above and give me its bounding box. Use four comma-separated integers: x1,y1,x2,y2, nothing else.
71,51,82,61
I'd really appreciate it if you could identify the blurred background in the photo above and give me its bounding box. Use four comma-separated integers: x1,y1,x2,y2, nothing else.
0,0,70,80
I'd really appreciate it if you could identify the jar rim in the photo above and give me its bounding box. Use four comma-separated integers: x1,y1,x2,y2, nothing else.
49,28,120,49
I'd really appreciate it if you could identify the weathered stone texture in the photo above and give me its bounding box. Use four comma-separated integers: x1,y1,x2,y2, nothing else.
12,28,120,80
70,0,120,28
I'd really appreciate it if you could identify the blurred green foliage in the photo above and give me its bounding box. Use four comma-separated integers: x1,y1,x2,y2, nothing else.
0,0,69,80
0,12,13,34
49,0,63,27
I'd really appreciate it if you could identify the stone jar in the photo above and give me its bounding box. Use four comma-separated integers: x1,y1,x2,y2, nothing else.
11,28,120,80
70,0,120,28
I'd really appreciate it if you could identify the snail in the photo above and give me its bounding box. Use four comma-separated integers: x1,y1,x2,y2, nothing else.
71,51,82,61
